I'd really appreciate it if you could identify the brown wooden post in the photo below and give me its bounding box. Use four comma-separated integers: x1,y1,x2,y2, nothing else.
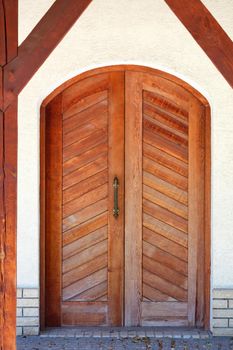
0,1,18,349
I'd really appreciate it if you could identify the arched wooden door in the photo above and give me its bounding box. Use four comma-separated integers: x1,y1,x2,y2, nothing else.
40,66,210,329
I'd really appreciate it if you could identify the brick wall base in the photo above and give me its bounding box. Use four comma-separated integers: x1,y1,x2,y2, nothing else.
17,288,39,336
17,288,233,336
213,289,233,336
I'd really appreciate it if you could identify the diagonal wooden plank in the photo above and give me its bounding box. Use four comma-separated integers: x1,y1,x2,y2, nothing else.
143,269,187,301
63,198,107,232
143,142,188,177
164,0,233,89
143,213,188,248
63,154,107,190
72,281,107,301
63,112,107,148
143,184,188,219
143,227,188,262
143,255,187,289
63,184,108,218
63,170,108,204
143,101,188,135
63,253,107,288
143,90,189,121
62,74,108,117
63,268,107,301
144,116,188,147
143,157,188,191
63,90,107,120
63,143,107,176
63,100,107,134
143,198,188,233
143,171,188,205
63,239,107,274
144,130,188,163
4,0,93,108
63,128,108,162
143,283,176,302
143,241,188,276
63,226,107,259
63,212,108,246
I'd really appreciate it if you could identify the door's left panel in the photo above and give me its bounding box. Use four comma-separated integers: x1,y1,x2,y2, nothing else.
44,72,125,327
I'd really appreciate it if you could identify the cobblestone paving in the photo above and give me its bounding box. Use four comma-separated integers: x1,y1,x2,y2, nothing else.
17,336,233,350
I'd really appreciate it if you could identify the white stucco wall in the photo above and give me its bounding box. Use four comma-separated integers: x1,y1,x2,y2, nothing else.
17,0,233,288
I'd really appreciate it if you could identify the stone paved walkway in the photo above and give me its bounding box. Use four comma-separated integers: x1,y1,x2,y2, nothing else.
17,336,233,350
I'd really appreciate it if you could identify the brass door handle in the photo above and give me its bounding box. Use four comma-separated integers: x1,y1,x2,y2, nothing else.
113,177,119,218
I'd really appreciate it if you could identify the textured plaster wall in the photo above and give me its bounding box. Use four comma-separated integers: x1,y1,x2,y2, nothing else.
17,0,233,288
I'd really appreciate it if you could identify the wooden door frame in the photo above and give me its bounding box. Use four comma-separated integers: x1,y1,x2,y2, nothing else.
40,64,211,330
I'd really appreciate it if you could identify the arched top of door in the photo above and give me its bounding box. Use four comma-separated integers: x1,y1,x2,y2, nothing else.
40,65,210,110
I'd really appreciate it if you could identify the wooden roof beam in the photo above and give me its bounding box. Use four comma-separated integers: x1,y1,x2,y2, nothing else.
3,0,92,109
165,0,233,89
0,0,18,66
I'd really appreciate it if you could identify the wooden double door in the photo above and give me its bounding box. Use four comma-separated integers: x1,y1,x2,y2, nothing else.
42,67,210,328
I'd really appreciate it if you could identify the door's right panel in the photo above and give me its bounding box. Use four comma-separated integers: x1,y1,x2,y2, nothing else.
142,77,189,326
125,71,205,327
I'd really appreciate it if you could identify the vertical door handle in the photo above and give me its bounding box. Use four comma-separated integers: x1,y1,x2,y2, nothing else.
113,177,119,218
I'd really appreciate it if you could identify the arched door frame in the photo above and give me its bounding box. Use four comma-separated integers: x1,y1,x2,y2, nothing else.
40,65,211,330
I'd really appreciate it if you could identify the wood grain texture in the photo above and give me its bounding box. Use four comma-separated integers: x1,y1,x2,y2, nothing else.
63,170,108,204
125,71,143,326
44,94,62,327
164,0,233,89
125,70,209,327
143,241,188,276
0,1,6,65
63,213,108,246
63,226,108,260
0,103,17,350
204,106,211,330
62,302,107,326
3,0,92,108
40,65,211,329
187,98,205,326
61,79,109,314
142,301,187,317
142,75,189,325
0,3,18,349
60,72,124,325
143,255,187,289
63,253,107,289
141,301,188,326
107,71,125,325
40,103,46,330
40,65,210,108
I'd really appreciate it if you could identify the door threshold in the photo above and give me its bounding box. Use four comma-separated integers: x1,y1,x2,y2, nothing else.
40,327,212,339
